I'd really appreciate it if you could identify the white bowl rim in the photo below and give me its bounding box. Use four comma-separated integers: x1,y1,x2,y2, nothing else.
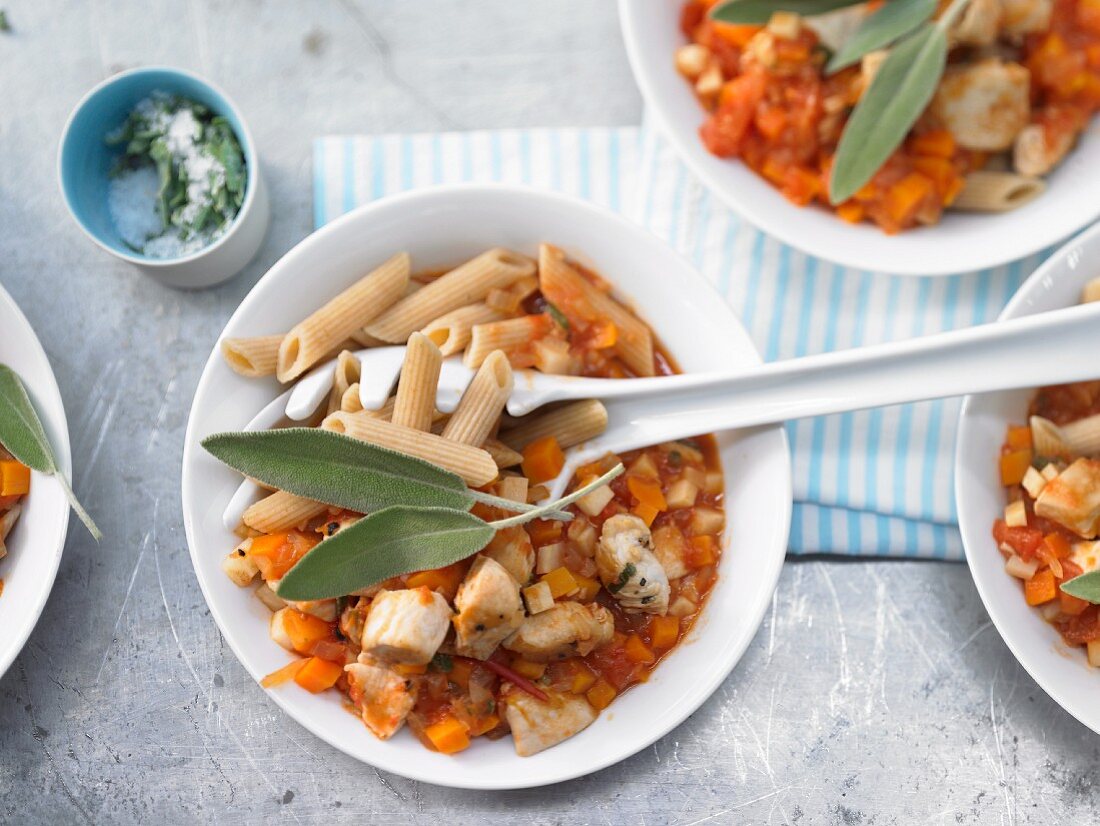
56,64,262,268
0,283,72,680
955,218,1100,734
617,0,1100,276
181,182,793,789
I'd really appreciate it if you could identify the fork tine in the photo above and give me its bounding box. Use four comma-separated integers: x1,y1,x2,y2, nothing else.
356,347,408,411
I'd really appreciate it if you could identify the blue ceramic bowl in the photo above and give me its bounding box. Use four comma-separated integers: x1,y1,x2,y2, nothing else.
58,66,269,288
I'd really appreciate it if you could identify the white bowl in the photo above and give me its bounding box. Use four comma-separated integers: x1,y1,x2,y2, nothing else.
618,0,1100,276
956,219,1100,733
0,284,72,680
181,184,792,789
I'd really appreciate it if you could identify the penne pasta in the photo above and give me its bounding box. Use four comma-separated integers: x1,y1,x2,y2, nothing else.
483,437,524,469
0,503,21,542
486,275,540,314
391,332,443,431
221,335,284,378
350,329,388,348
243,491,329,534
340,382,364,413
465,315,553,369
322,411,498,486
421,303,505,356
951,171,1046,213
538,244,655,377
442,350,514,445
278,252,410,382
1063,414,1100,457
364,248,535,343
1083,277,1100,304
327,350,362,415
500,399,609,451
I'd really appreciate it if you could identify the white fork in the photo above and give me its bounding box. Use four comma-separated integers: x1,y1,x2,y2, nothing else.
223,301,1100,525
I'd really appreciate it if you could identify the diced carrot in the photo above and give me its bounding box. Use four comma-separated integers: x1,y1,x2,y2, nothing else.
282,609,334,655
260,658,306,688
294,657,344,693
1044,533,1072,559
627,476,667,512
0,460,30,496
1000,450,1033,486
624,633,656,664
424,716,471,754
633,503,659,527
393,663,428,676
510,659,547,680
1060,588,1091,616
572,573,601,602
883,172,933,225
755,107,788,140
586,679,617,710
1025,569,1057,606
1005,425,1033,451
406,562,467,600
248,530,320,580
467,714,500,737
686,535,718,568
570,663,598,694
587,321,618,350
910,129,956,158
650,615,680,650
522,436,565,484
711,21,761,47
528,519,563,545
835,201,864,223
541,566,579,599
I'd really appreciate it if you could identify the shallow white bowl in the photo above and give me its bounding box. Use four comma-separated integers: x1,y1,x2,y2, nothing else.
618,0,1100,276
957,219,1100,733
0,284,72,679
181,184,792,789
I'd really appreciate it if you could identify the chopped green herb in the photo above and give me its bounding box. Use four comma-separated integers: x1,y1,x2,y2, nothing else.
431,653,454,673
545,302,570,331
608,563,636,594
668,450,682,468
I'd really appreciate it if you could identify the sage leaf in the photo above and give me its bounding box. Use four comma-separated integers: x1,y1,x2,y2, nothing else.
0,365,100,539
276,506,495,600
202,428,474,514
1059,571,1100,604
826,0,938,73
711,0,865,25
829,22,947,204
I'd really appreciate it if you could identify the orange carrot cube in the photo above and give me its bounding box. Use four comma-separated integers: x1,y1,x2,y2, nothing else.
586,679,617,710
293,657,344,693
1025,569,1057,606
0,460,30,496
424,716,471,754
522,436,565,484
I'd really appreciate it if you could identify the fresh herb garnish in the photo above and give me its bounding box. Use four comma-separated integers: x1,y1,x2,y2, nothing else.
0,365,100,539
1059,572,1100,604
431,653,454,672
608,563,636,594
711,0,864,24
545,302,570,331
825,0,938,73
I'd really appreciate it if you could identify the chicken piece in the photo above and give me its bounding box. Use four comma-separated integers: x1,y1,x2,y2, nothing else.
929,59,1030,151
452,556,525,660
503,685,598,756
480,525,535,585
1034,458,1100,539
952,0,1002,45
360,587,452,665
596,514,671,615
344,655,417,740
1014,121,1078,177
1000,0,1052,37
503,602,614,662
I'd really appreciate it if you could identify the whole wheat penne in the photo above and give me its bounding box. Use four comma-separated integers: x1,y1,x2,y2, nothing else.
486,275,540,314
364,248,535,343
1063,414,1100,457
278,252,410,382
538,244,655,377
465,315,553,368
952,171,1045,213
501,399,608,451
327,350,363,415
483,437,524,468
243,491,329,534
341,382,364,413
421,303,505,356
392,333,443,431
350,329,388,348
322,411,498,486
442,351,514,445
222,335,284,378
1083,277,1100,304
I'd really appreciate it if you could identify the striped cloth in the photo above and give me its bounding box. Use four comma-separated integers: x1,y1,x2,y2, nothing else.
313,127,1054,560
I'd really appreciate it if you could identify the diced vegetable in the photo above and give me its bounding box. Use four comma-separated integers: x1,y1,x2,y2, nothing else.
1004,500,1028,528
1000,449,1033,486
585,679,617,710
649,615,680,649
623,633,655,664
1005,425,1033,450
629,453,660,480
248,530,320,581
686,535,718,568
576,482,615,517
0,460,30,496
270,607,333,655
260,658,306,688
541,566,579,599
633,502,659,527
668,595,697,617
665,479,699,509
1043,533,1072,559
222,543,260,586
536,542,565,575
1004,554,1039,580
572,573,601,602
393,663,428,676
1060,588,1090,616
405,562,466,600
690,507,725,535
293,657,343,693
449,657,473,689
523,581,555,614
1025,569,1057,606
527,519,562,545
1041,463,1062,481
423,716,471,754
522,436,565,484
627,476,667,512
510,659,547,680
570,663,597,694
1022,466,1047,498
497,475,529,503
1088,640,1100,668
255,582,286,612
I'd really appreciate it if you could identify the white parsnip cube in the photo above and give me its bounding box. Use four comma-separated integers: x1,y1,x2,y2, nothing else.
695,63,723,99
1041,463,1062,481
1021,466,1047,499
576,484,614,517
668,595,697,617
523,581,555,614
1088,640,1100,668
1004,500,1028,528
567,517,597,557
666,479,699,510
536,542,565,575
675,43,711,78
269,607,295,652
704,470,723,495
498,475,529,504
767,11,801,38
1004,554,1039,580
629,453,660,479
1083,277,1100,304
690,507,725,536
222,543,259,586
682,466,706,489
255,582,286,612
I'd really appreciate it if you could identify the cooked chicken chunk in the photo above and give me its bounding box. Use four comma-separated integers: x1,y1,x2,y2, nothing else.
503,686,598,756
596,514,671,615
344,655,417,740
1034,458,1100,539
503,601,614,662
1014,122,1077,177
452,556,525,660
929,59,1030,151
952,0,1002,45
1001,0,1052,37
481,526,535,585
360,587,452,665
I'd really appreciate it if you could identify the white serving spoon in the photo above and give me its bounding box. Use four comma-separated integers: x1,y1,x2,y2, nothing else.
223,301,1100,526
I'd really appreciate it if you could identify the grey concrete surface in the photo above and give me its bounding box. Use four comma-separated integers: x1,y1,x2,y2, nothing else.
1,1,1098,823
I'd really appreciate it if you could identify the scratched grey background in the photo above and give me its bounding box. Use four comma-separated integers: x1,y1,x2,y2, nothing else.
1,1,1098,823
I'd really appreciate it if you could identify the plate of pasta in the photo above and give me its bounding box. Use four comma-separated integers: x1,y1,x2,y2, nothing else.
181,185,792,788
0,283,72,680
957,219,1100,734
619,0,1100,275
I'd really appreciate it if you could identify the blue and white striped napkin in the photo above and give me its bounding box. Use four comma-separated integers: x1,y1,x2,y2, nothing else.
313,127,1054,560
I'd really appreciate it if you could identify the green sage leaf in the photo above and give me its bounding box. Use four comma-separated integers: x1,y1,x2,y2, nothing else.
826,0,938,73
1059,571,1100,604
829,22,947,204
0,364,101,539
202,428,474,514
711,0,866,25
276,506,495,600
